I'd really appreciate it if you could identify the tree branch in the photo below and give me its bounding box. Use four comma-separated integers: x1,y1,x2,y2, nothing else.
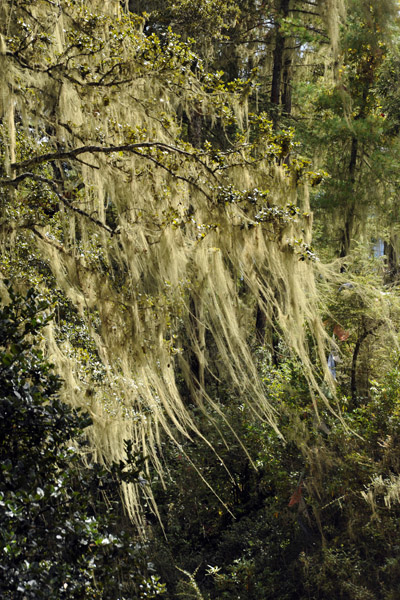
10,141,218,180
0,173,116,236
11,142,192,170
8,141,219,202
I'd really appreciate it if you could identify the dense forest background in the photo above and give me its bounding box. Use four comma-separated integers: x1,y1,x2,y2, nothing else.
2,1,400,598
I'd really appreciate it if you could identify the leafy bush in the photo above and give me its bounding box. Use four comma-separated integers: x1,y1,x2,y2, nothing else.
0,286,165,599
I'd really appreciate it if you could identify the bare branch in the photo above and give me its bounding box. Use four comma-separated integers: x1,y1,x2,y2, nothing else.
9,141,219,201
31,226,67,254
0,173,116,235
11,141,204,171
289,9,320,17
128,150,215,203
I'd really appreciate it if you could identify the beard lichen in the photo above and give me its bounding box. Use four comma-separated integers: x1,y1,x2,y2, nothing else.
0,0,334,525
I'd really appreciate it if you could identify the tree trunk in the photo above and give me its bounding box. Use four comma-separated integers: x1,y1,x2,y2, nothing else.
350,321,382,405
340,136,358,258
384,236,399,282
281,54,293,115
270,0,290,127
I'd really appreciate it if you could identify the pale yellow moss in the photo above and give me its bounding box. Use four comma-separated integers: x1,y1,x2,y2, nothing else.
0,0,340,525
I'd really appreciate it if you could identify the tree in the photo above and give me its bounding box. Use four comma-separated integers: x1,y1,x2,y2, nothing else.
3,2,400,598
0,285,165,599
294,0,400,258
0,0,329,520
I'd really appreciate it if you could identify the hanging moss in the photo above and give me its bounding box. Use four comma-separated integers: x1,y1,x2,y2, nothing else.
0,0,337,524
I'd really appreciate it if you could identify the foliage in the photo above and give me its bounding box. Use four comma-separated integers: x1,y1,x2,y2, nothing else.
0,0,329,524
0,287,165,599
294,0,400,258
2,1,400,598
148,346,400,599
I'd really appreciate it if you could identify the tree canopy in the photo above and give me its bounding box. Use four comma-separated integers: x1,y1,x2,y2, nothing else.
2,0,400,598
0,0,332,518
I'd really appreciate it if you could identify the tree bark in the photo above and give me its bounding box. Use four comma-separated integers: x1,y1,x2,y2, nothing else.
340,136,358,258
384,237,399,283
270,0,291,127
350,321,382,405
